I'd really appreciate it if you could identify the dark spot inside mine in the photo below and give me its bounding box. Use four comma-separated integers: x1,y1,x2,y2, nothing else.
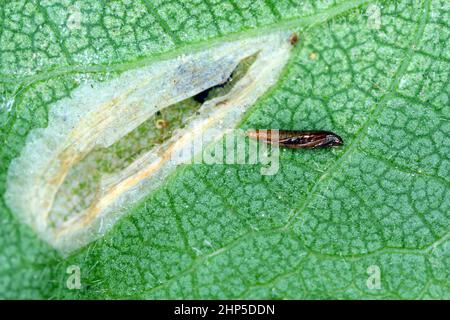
192,89,210,104
193,74,233,103
192,53,257,104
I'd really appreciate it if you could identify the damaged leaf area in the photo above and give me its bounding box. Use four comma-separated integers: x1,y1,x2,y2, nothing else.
4,31,293,254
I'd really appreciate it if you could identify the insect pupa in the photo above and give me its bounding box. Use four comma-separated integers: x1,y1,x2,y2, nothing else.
247,130,343,149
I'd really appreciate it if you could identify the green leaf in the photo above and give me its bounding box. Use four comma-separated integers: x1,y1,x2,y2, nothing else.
0,0,448,299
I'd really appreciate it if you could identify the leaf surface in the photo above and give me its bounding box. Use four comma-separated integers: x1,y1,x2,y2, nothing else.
0,0,448,299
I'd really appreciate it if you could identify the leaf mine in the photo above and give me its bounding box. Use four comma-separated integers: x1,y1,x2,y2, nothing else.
5,31,294,254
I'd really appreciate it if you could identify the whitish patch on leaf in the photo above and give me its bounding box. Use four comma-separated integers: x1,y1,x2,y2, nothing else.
5,31,294,254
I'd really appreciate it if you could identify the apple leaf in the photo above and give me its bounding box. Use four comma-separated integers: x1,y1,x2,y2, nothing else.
0,0,448,299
